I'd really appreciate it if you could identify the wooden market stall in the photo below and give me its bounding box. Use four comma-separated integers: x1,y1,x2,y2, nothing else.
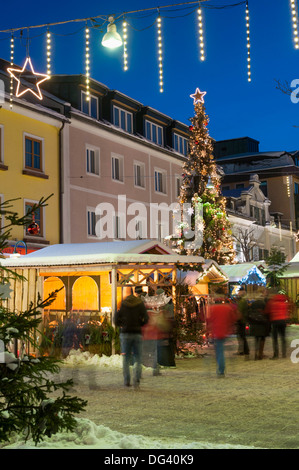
0,240,204,325
219,263,266,296
279,252,299,321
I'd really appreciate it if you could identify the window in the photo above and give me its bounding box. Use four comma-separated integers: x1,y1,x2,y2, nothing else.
222,186,230,191
86,146,100,176
154,169,167,194
81,92,98,119
113,214,125,240
173,133,188,156
175,176,182,198
87,209,97,237
25,136,42,171
0,125,4,165
145,120,163,146
113,106,133,133
25,201,43,237
295,182,299,195
134,162,145,188
260,181,268,197
294,156,299,166
112,154,124,182
236,183,244,189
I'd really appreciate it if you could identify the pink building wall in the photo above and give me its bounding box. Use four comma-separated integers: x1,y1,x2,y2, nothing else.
63,119,185,243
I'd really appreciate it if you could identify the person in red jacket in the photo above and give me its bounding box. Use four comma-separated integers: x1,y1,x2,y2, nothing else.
207,296,239,377
265,292,292,359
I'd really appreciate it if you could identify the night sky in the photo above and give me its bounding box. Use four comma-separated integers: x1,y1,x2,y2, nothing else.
0,0,298,152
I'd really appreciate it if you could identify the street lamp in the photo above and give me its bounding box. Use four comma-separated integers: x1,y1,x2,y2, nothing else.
101,16,123,49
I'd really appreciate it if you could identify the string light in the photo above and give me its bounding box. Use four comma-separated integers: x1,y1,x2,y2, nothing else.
85,25,90,101
123,20,128,71
46,28,51,77
157,14,164,93
198,5,205,61
245,1,251,82
286,175,291,197
290,0,299,49
9,34,14,109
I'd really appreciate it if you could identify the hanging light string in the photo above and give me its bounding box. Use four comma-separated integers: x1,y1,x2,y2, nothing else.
9,33,14,109
157,12,164,92
46,27,51,77
123,18,128,71
290,0,299,49
198,3,205,61
245,1,251,82
85,24,90,101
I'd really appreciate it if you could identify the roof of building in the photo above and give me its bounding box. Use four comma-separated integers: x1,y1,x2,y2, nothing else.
0,240,204,268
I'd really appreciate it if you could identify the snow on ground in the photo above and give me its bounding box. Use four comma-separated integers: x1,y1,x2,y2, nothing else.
3,326,299,450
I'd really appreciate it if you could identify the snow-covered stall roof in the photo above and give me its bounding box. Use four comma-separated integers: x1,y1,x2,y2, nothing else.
0,240,204,268
219,263,266,285
178,260,228,286
290,252,299,263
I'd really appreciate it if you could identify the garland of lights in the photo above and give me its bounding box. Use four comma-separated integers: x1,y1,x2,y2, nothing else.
4,1,260,106
4,1,299,106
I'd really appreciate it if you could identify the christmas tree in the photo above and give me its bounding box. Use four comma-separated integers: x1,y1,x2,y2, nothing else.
0,197,87,446
176,88,235,265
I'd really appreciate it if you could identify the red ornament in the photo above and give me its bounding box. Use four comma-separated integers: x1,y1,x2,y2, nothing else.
27,214,40,235
204,120,208,126
27,222,40,235
189,125,194,131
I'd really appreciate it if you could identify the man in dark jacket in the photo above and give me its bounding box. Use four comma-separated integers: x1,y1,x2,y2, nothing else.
114,287,149,389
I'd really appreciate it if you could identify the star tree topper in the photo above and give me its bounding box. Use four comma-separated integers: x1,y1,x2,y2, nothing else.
190,87,206,104
7,57,50,101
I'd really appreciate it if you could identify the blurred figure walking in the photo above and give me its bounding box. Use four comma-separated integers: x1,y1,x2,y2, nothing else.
114,287,149,388
235,287,250,358
207,296,238,377
265,291,292,359
248,295,270,360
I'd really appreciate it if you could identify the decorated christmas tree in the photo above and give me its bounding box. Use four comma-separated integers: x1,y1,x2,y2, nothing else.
176,88,235,265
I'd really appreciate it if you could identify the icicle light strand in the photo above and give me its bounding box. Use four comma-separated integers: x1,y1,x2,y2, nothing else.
85,26,90,100
46,29,51,77
157,15,164,93
123,20,128,71
198,6,205,61
245,1,251,82
9,34,14,109
290,0,299,49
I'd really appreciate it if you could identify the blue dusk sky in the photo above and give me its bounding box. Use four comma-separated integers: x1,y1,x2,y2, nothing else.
0,0,298,152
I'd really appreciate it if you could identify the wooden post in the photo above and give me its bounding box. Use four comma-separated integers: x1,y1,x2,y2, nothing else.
111,266,118,355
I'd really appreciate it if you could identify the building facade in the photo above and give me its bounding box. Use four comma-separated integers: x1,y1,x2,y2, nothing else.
0,60,70,253
214,137,299,234
43,75,190,244
224,174,296,262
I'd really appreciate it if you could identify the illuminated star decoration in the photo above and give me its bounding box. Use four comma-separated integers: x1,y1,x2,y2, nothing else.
7,57,50,101
190,87,206,104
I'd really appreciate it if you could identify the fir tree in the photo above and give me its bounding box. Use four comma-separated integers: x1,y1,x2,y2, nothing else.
0,197,87,446
176,88,235,264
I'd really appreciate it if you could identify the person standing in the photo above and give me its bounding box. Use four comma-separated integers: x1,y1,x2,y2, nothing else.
207,296,238,377
265,291,292,359
114,287,149,388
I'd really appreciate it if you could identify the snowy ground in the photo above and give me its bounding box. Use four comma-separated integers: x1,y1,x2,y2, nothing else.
3,325,299,450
